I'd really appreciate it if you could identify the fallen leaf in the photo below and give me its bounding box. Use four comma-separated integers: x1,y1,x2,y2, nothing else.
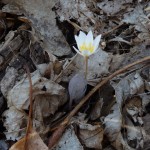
53,125,83,150
97,0,133,16
125,116,144,149
2,106,27,141
10,129,48,150
90,99,103,120
78,123,104,149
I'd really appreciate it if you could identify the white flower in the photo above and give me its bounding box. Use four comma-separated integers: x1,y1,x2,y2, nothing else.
73,30,101,57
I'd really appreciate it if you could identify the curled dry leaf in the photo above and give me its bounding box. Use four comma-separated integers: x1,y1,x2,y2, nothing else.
104,103,134,150
109,69,150,149
6,71,41,109
78,122,104,149
104,103,122,145
125,97,143,125
9,129,48,150
125,116,145,149
32,79,67,131
111,72,145,108
2,4,23,15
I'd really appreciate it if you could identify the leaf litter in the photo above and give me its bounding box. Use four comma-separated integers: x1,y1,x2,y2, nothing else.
0,0,150,150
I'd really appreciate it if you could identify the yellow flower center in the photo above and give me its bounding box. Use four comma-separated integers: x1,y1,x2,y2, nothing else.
79,42,95,53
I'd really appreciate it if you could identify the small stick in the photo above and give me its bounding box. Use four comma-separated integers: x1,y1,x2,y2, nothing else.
24,65,33,150
102,23,124,36
54,54,78,82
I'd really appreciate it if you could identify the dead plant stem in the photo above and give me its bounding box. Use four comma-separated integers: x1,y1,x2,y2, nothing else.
24,65,33,150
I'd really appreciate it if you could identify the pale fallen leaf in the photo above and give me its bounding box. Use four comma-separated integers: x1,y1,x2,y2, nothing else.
104,103,133,150
104,103,122,143
7,70,42,109
111,72,145,107
2,106,27,141
55,0,97,32
53,126,83,150
97,0,133,16
61,49,112,84
1,67,18,98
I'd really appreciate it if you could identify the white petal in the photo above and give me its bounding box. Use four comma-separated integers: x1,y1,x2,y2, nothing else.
78,31,86,44
75,35,82,50
93,34,101,51
78,31,86,39
73,46,83,56
85,30,93,45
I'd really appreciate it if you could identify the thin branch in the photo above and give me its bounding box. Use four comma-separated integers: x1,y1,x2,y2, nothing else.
102,23,125,36
24,65,33,150
54,54,78,82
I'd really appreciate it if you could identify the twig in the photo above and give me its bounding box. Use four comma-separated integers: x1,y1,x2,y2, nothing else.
102,23,125,36
54,54,78,82
24,65,33,150
48,56,150,149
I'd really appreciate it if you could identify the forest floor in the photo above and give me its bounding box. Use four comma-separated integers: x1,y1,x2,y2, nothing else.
0,0,150,150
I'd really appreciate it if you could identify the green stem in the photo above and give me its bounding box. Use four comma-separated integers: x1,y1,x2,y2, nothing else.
85,56,88,79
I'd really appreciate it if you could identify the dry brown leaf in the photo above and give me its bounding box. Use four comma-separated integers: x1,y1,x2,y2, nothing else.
90,99,103,120
10,129,48,150
78,123,104,149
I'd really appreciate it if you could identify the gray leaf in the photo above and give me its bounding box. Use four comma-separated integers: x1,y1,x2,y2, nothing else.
68,73,87,109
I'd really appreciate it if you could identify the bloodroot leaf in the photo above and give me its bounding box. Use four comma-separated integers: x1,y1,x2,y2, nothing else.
68,73,87,109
